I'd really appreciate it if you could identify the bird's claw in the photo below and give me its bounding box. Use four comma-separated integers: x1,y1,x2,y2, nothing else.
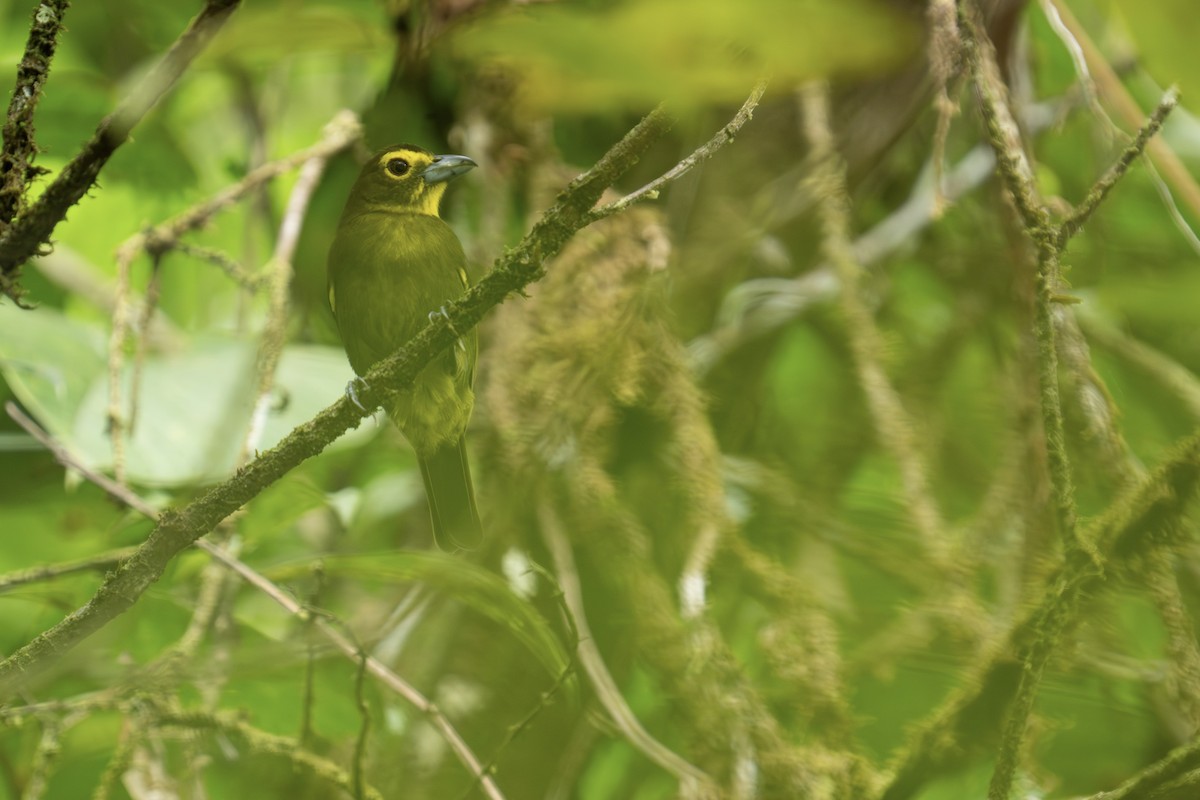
429,305,466,350
345,376,369,411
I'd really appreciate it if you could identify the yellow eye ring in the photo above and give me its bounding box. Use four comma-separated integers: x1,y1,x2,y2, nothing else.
386,158,410,177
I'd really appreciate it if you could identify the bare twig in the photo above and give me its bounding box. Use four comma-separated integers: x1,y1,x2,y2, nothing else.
154,707,386,800
540,505,717,797
0,0,243,298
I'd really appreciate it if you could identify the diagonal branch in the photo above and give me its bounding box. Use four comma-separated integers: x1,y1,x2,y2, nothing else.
0,0,242,301
1058,87,1178,247
0,0,70,228
587,80,768,223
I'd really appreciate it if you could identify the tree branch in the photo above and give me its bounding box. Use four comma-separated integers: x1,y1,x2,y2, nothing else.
0,0,242,302
0,0,70,228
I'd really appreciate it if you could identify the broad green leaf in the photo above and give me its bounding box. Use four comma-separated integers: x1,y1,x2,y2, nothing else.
0,302,107,447
0,305,361,486
453,0,916,112
266,551,573,684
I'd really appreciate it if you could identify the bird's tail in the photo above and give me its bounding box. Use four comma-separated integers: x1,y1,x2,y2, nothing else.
418,437,483,551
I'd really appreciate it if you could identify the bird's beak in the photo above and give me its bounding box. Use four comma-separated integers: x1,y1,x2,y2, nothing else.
421,154,477,184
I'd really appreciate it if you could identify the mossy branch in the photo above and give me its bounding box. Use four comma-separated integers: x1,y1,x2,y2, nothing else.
0,0,242,302
0,0,70,228
1058,88,1179,247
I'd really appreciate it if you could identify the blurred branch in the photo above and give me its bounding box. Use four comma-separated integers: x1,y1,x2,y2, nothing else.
1086,734,1200,800
540,505,717,797
801,80,949,563
1046,0,1200,226
238,141,340,464
0,0,70,228
1078,312,1200,419
0,88,693,728
689,96,1057,375
105,110,362,481
0,547,136,594
5,400,509,800
0,0,243,303
880,427,1200,800
153,706,385,800
587,80,768,223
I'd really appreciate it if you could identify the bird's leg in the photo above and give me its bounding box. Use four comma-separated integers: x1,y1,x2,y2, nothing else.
345,376,370,411
429,305,467,351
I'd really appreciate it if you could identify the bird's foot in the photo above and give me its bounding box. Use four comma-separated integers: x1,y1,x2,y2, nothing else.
429,305,466,350
345,376,369,411
428,305,461,336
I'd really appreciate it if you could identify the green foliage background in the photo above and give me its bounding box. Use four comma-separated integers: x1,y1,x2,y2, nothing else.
1,0,1199,798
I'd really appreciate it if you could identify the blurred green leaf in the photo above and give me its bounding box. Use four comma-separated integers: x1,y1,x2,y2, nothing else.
0,305,359,486
1108,0,1200,100
452,0,917,112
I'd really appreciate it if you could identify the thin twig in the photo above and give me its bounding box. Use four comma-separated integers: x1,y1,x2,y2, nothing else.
105,110,361,482
0,548,137,594
960,0,1081,555
1058,88,1178,246
0,0,244,294
154,707,386,800
539,505,717,797
957,5,1080,796
587,80,767,222
239,135,342,464
173,242,260,289
1086,734,1200,800
1046,0,1200,227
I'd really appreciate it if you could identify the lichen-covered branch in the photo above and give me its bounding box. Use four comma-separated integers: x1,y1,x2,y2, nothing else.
0,0,70,228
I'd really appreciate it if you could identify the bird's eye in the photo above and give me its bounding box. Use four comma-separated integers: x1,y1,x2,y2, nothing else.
386,158,410,177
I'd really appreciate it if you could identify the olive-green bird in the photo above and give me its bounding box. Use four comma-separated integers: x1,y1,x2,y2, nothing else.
327,144,482,550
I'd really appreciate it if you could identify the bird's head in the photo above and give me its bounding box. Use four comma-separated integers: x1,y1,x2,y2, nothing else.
347,144,477,217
